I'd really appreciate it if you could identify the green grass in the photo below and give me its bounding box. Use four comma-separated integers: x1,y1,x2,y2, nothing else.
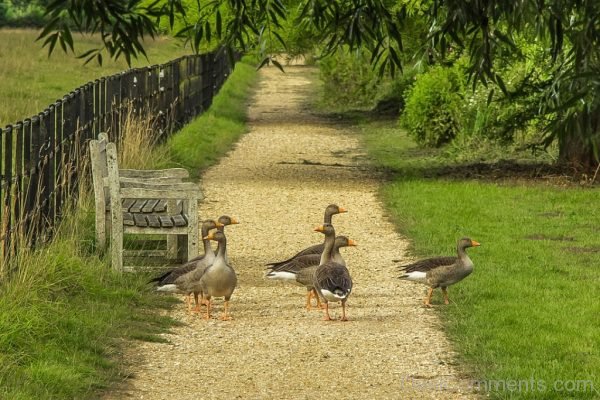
0,199,180,399
165,57,259,176
358,119,600,399
0,28,189,127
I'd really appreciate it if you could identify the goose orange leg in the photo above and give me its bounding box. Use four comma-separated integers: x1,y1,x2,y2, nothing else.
323,302,333,321
424,287,434,308
305,290,313,310
220,300,233,321
192,292,201,313
341,300,348,321
441,287,450,305
313,290,326,309
203,297,212,319
185,294,193,313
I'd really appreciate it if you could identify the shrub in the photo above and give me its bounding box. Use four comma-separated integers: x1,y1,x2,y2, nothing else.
318,48,382,110
400,65,465,147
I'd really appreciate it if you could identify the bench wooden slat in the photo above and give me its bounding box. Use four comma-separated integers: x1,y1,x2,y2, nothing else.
155,199,168,212
130,199,148,213
172,214,187,227
123,212,135,226
142,199,160,213
122,199,136,211
133,213,148,227
146,214,161,228
159,215,174,227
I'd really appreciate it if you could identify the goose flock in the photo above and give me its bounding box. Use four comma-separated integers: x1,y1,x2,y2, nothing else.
149,204,480,320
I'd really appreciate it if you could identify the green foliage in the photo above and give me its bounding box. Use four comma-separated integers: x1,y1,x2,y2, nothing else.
359,117,600,400
165,57,258,176
0,0,47,27
318,49,381,109
400,65,465,147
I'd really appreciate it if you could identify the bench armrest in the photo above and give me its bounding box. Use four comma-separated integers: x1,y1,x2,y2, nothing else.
119,168,190,180
119,181,203,200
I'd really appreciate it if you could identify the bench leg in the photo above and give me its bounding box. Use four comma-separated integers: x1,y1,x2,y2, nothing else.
167,235,178,261
111,227,123,272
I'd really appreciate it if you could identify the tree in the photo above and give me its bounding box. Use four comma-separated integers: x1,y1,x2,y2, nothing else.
39,0,600,169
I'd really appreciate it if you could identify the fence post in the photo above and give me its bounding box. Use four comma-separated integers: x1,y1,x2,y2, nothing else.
1,126,13,263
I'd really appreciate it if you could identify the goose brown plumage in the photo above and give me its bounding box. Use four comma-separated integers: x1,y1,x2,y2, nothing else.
150,219,223,312
264,204,347,269
312,223,353,321
266,235,357,310
201,230,238,320
397,237,480,307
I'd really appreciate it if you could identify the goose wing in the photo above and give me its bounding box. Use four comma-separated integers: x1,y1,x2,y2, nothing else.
398,256,457,273
265,243,323,268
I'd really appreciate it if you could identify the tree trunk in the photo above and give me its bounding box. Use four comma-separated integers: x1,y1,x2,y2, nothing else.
558,109,600,171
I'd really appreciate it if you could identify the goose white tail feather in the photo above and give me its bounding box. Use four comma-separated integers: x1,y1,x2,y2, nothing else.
400,271,427,283
266,271,297,282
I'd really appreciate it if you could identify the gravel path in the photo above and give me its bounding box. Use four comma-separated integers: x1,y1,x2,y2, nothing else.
106,66,478,399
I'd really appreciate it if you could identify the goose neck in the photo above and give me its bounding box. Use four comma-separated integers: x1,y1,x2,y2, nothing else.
319,231,335,265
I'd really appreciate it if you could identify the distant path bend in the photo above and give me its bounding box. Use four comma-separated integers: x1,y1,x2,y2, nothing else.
106,65,478,400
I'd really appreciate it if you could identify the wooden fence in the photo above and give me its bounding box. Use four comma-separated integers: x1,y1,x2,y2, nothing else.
0,49,237,268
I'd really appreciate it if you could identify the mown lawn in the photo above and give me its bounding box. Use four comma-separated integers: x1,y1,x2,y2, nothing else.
0,28,189,127
359,120,600,399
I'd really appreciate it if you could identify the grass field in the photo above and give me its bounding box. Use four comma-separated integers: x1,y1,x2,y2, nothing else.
0,30,258,398
358,120,600,399
0,28,189,127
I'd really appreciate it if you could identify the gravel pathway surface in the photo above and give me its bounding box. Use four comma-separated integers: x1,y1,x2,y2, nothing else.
105,65,478,399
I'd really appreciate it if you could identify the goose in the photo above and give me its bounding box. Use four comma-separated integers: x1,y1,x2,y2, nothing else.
216,215,239,264
265,204,347,269
266,235,357,310
200,230,238,320
397,237,480,307
312,223,353,321
149,219,223,312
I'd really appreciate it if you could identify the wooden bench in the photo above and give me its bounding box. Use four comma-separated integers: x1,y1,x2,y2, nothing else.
89,133,202,271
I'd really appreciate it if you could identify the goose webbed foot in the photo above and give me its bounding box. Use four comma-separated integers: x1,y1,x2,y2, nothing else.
219,300,233,321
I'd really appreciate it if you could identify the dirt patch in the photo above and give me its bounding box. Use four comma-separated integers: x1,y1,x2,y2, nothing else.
525,234,576,242
103,66,479,399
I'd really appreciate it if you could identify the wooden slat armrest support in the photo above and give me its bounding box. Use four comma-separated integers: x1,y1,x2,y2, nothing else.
119,182,203,200
120,168,189,179
118,177,184,184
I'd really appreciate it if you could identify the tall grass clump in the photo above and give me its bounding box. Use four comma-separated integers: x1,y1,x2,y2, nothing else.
117,106,171,169
166,57,259,176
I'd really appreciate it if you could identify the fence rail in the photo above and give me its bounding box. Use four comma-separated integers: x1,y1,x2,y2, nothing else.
0,49,237,269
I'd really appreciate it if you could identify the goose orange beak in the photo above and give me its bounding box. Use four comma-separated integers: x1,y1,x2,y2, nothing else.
314,225,325,232
348,239,358,246
338,206,348,213
215,221,224,228
471,240,481,246
230,217,240,224
203,232,216,240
